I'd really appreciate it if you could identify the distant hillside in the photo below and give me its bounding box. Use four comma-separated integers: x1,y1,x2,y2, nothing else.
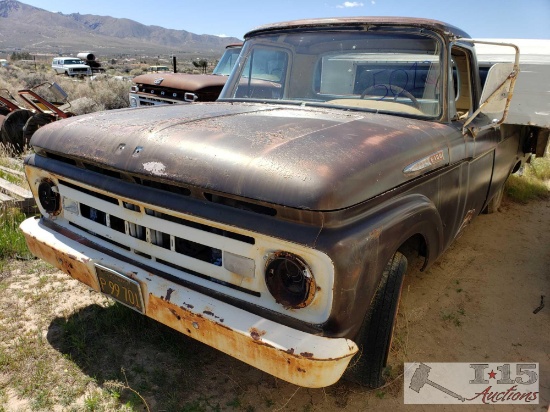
0,0,242,57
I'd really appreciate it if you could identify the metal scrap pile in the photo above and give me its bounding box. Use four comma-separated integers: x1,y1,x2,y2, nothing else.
0,82,75,154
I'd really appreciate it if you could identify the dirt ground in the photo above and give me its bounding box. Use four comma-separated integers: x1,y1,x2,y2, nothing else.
2,197,549,411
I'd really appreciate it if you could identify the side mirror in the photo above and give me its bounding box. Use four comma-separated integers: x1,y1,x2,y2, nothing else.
461,40,520,136
479,62,515,121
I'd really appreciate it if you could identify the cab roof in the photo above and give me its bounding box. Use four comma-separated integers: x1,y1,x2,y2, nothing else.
245,17,471,40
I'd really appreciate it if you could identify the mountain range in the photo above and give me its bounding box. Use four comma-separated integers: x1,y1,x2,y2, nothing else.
0,0,242,57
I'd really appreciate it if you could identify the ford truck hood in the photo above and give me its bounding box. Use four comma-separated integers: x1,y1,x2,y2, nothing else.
30,102,452,210
132,73,228,91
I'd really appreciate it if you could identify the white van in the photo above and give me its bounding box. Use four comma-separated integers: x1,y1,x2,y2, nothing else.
52,57,92,76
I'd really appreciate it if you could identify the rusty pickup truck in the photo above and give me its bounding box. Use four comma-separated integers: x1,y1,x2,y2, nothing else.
129,44,242,106
20,17,548,388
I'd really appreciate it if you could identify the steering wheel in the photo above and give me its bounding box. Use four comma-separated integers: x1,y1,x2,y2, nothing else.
360,84,420,109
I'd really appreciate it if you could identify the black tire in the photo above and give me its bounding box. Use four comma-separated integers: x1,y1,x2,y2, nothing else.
22,113,56,145
483,185,505,214
346,251,408,388
0,108,33,154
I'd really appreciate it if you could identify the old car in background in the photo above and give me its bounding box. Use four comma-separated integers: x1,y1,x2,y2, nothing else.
129,44,242,106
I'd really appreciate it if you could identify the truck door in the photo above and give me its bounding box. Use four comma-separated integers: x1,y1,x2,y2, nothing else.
451,46,496,220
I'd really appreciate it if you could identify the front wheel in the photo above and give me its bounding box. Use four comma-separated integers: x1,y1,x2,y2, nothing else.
346,251,408,388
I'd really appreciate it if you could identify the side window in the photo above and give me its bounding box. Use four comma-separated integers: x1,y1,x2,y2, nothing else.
451,46,473,119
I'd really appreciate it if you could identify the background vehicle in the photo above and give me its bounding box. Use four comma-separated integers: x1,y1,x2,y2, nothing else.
51,57,92,77
129,44,242,106
20,18,548,389
147,66,170,73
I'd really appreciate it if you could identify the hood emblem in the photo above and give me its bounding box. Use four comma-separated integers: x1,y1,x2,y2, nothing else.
403,150,445,175
154,78,164,85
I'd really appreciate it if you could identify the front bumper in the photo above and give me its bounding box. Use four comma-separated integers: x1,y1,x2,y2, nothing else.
20,216,358,388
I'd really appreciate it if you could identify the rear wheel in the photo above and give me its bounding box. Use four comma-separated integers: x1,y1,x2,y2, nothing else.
23,113,56,145
483,185,505,214
346,251,408,388
0,109,33,154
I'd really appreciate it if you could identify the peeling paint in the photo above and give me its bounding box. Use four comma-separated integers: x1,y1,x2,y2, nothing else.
142,161,167,176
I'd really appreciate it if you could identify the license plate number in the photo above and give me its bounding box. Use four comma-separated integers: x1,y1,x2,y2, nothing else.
95,265,144,313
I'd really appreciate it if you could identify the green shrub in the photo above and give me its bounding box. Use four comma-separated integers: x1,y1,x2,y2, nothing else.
505,157,550,203
530,156,550,180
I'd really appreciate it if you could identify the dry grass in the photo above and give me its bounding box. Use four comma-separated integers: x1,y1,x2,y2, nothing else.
0,63,130,116
505,156,550,203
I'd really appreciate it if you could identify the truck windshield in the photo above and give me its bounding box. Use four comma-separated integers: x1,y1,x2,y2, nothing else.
212,47,242,76
221,30,442,118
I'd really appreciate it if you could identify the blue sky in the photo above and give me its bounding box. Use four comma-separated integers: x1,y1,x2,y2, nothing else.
20,0,550,40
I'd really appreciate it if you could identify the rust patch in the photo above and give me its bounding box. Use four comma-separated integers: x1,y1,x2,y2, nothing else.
286,348,295,355
370,228,382,239
169,308,181,321
165,288,175,302
181,302,194,310
134,292,357,387
23,234,99,290
297,367,306,373
250,327,266,341
203,310,226,322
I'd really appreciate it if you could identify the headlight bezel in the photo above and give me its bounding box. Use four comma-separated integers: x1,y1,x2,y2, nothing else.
37,179,61,215
264,251,316,309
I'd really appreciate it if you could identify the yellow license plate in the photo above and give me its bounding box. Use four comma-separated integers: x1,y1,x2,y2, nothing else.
95,265,145,313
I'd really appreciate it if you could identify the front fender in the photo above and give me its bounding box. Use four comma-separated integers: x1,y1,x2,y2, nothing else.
317,193,443,339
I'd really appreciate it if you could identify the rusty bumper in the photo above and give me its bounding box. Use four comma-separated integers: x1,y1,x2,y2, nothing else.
20,216,358,388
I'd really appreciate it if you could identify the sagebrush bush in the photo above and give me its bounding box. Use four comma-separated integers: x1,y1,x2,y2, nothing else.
505,156,550,203
1,63,131,155
69,97,105,115
0,63,129,114
530,156,550,181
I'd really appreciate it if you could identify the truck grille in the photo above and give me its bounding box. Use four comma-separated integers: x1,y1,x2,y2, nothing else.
58,179,262,297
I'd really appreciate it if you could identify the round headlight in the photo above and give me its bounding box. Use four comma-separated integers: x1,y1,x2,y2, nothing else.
265,252,316,309
37,180,60,215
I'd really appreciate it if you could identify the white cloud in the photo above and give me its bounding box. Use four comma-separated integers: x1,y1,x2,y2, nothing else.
217,34,229,38
336,1,364,8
